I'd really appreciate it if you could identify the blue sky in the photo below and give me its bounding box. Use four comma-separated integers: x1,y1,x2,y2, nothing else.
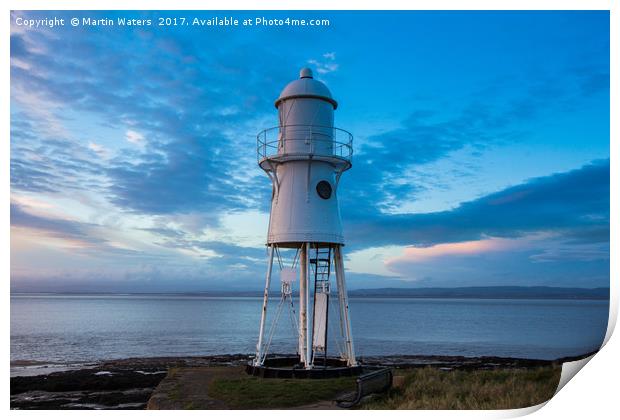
10,10,609,292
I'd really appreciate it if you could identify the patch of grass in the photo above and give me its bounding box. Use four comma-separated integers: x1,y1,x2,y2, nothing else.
361,366,562,410
166,369,183,402
209,376,356,409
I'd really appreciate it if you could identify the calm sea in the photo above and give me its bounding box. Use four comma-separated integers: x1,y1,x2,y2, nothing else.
10,294,608,364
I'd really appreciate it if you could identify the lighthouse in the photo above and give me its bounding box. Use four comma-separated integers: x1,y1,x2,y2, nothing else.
253,68,356,370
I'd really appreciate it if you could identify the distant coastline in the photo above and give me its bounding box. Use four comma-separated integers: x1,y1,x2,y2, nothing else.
349,286,610,300
11,286,610,300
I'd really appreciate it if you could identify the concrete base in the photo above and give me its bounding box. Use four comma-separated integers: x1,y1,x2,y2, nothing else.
246,357,362,379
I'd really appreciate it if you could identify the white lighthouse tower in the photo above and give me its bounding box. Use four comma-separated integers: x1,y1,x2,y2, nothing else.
254,68,356,370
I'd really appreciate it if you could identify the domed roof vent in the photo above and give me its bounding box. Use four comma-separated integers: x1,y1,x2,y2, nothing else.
300,67,313,79
275,68,338,109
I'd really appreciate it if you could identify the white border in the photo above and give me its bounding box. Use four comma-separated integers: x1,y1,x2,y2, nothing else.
3,1,616,419
0,1,615,11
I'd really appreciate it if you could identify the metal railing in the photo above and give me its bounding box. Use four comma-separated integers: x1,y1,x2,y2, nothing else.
257,125,353,164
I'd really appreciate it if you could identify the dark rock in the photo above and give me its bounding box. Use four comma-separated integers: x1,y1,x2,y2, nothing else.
11,352,593,410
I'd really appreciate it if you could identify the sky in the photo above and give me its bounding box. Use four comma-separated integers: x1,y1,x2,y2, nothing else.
10,10,610,292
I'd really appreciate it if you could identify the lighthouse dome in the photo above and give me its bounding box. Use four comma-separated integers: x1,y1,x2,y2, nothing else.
275,68,338,109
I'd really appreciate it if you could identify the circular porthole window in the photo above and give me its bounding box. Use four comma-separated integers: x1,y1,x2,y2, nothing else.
316,180,332,199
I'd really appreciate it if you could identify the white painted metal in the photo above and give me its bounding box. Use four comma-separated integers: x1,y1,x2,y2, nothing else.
305,243,311,368
267,161,344,245
254,68,357,369
280,267,296,290
255,245,274,366
335,245,356,366
312,292,328,351
276,68,337,109
298,243,308,367
259,68,351,247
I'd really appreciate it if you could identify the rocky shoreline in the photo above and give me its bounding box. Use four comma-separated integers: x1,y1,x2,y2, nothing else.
10,352,593,410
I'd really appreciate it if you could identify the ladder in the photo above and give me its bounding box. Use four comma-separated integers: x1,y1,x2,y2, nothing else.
311,246,331,293
310,245,331,365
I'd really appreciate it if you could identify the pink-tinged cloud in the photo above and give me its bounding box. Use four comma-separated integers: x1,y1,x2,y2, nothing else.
385,237,523,266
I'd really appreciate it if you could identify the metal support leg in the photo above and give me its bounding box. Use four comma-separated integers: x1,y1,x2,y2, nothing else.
255,245,274,366
334,245,356,366
299,243,308,367
305,242,312,368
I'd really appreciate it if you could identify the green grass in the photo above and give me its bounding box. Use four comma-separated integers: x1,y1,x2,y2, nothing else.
360,366,562,410
166,368,183,402
209,376,356,409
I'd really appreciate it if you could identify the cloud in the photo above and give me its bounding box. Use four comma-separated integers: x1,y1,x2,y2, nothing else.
11,12,607,222
10,11,307,204
381,241,609,288
11,199,272,291
9,21,280,217
386,237,524,264
10,201,167,261
9,11,609,291
11,202,107,249
139,225,267,262
308,51,339,74
125,130,145,145
529,242,609,263
344,159,609,249
342,159,608,285
338,63,609,218
88,141,108,158
11,130,107,194
337,95,539,218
